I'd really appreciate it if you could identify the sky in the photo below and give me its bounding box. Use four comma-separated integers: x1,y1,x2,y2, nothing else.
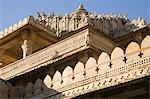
0,0,149,31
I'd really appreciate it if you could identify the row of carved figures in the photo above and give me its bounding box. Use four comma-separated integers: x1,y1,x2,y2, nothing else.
36,11,147,36
0,12,147,40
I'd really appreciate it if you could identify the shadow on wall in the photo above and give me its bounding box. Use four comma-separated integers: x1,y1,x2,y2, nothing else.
0,78,64,99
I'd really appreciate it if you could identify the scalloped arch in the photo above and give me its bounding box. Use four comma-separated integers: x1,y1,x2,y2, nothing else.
62,66,73,86
98,52,110,73
85,57,97,78
74,62,84,82
11,86,24,98
111,47,124,68
52,71,62,89
34,79,42,94
25,82,33,97
141,35,150,57
126,42,140,54
125,42,140,63
43,75,52,88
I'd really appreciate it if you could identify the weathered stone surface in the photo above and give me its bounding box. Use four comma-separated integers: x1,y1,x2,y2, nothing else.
85,57,97,78
141,35,150,57
43,75,52,89
62,66,73,87
25,82,33,97
111,47,124,68
33,79,42,95
0,79,8,99
98,52,110,73
0,4,149,99
125,42,140,63
52,71,62,90
74,62,84,82
10,86,24,99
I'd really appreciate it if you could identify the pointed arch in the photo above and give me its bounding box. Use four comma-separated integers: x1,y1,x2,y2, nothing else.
98,52,110,73
74,62,84,82
141,35,150,57
85,57,97,78
52,71,62,90
125,42,140,63
43,75,52,88
62,66,73,86
111,47,124,68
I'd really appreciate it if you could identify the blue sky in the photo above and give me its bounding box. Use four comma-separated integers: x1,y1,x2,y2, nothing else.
0,0,149,30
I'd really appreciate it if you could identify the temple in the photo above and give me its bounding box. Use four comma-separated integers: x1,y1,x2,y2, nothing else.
0,4,150,99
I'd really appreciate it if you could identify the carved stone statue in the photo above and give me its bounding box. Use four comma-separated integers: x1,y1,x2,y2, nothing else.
21,39,32,59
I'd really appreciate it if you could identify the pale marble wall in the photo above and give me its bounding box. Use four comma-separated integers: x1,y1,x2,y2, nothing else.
0,35,150,99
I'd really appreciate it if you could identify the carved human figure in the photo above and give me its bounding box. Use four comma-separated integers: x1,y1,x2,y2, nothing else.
21,39,32,59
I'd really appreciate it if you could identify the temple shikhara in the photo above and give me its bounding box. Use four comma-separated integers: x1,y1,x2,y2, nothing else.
0,4,150,99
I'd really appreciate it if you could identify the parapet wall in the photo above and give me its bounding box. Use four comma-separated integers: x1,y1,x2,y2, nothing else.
0,5,148,39
0,35,150,99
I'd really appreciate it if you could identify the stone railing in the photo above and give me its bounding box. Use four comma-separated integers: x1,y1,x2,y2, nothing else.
0,29,88,80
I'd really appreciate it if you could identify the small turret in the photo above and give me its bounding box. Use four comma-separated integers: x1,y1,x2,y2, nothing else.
75,4,88,15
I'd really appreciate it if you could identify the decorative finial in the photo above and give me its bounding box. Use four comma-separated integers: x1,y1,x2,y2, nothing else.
49,12,54,18
124,14,128,20
79,3,84,9
43,12,47,17
37,12,42,21
37,12,41,18
138,17,142,21
58,13,62,18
